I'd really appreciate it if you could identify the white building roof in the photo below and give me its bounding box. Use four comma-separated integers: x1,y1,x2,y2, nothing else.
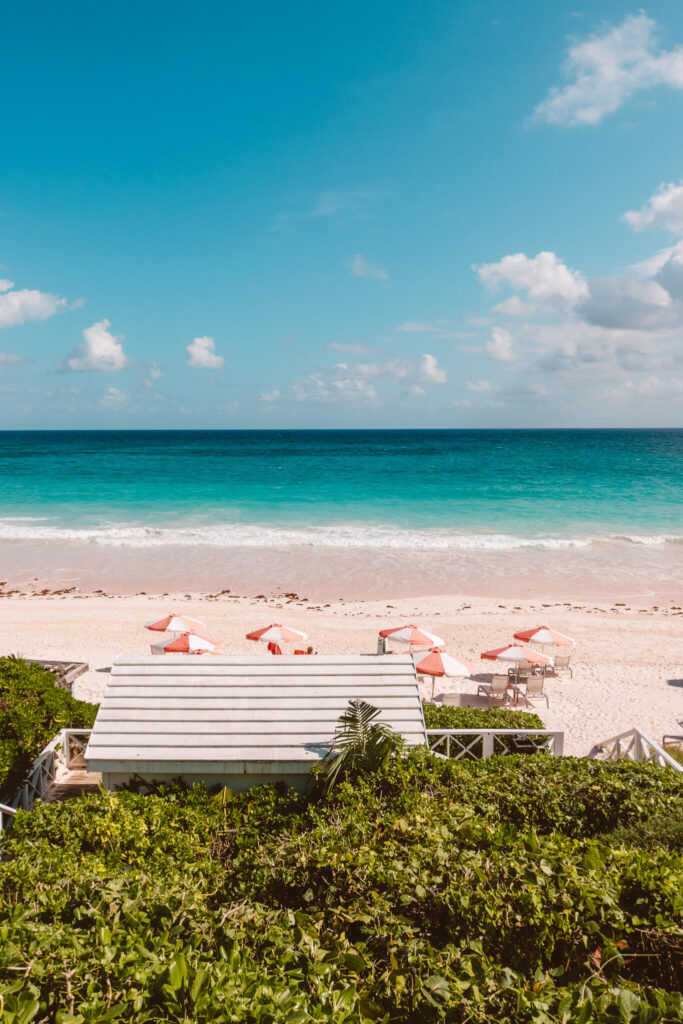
85,654,426,777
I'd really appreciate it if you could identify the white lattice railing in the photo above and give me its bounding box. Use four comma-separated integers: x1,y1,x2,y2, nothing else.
1,728,93,833
595,728,683,772
425,728,564,760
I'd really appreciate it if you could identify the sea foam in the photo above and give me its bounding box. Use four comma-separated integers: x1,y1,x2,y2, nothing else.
0,519,680,551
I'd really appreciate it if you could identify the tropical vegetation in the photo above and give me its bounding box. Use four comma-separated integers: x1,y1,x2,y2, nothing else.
0,656,98,802
1,746,681,1022
422,703,545,731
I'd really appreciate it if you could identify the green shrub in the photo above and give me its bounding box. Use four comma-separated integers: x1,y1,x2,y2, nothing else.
423,703,546,757
663,743,683,767
423,703,544,731
0,656,98,800
1,751,681,1022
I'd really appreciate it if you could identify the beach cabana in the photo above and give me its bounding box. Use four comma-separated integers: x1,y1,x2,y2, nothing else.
85,654,427,792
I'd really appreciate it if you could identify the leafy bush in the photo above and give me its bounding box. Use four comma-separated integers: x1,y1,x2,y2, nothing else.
1,752,681,1022
663,743,683,767
423,704,546,757
423,704,544,731
607,807,683,853
0,656,98,800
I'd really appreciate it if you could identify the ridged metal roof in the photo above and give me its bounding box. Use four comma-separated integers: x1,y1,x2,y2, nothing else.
85,654,426,777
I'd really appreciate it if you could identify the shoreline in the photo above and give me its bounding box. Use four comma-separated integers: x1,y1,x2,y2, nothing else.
1,587,681,759
0,538,681,604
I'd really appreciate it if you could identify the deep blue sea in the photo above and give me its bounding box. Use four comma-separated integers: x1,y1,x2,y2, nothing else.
0,429,681,551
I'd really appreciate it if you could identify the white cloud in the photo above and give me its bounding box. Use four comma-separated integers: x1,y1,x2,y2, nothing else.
486,326,515,361
144,362,163,388
187,335,224,369
100,386,127,408
491,295,532,317
0,285,74,330
453,398,472,407
466,379,495,392
655,251,683,300
0,352,24,364
636,375,683,398
469,182,683,400
629,239,683,277
533,13,683,126
475,251,588,305
62,319,128,372
332,378,377,400
349,254,388,281
283,352,445,406
260,389,280,402
396,321,436,332
624,181,683,234
417,353,447,384
578,274,680,330
0,279,14,292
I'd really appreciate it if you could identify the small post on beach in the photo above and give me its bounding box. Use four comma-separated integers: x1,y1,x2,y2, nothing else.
377,635,387,655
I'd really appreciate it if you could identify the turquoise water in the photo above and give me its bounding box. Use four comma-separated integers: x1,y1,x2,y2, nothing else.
0,429,681,551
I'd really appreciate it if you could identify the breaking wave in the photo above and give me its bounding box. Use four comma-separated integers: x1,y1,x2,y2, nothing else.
0,519,680,552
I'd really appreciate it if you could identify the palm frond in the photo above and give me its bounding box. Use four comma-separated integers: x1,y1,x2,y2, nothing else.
320,699,399,794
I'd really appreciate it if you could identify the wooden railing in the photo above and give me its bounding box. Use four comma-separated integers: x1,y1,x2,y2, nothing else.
594,728,683,772
425,728,564,760
0,728,93,834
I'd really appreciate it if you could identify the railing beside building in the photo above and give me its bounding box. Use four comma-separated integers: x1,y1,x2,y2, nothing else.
425,728,564,760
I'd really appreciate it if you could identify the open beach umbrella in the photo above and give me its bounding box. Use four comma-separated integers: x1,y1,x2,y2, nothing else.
152,631,221,654
513,626,575,647
481,644,551,667
146,613,207,634
246,623,308,645
379,624,444,648
414,647,477,699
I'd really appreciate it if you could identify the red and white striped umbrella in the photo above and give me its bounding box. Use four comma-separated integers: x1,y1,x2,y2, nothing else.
514,626,575,647
246,623,308,644
414,647,477,699
481,644,551,666
146,613,207,634
379,624,444,647
414,648,477,678
152,631,221,654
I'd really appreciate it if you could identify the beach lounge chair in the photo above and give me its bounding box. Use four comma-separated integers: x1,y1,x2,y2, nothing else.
477,675,511,706
442,693,461,706
550,652,573,677
521,675,549,708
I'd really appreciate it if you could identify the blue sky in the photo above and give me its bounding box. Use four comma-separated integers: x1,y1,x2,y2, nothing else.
1,0,683,427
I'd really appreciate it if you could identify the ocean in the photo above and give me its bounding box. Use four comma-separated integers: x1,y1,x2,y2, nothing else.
0,429,681,599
